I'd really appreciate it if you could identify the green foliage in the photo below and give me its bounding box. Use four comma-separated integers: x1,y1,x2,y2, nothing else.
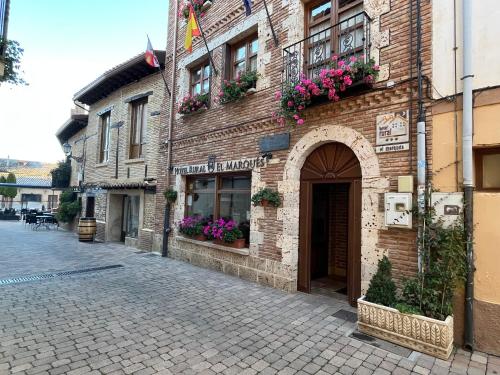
365,256,397,307
4,173,17,199
0,175,5,196
51,159,71,188
251,188,281,207
394,302,422,315
218,70,260,104
0,38,28,86
164,189,178,204
56,191,80,223
400,209,467,320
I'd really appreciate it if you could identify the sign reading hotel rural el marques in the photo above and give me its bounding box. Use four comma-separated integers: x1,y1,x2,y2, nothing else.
375,110,410,153
173,156,268,175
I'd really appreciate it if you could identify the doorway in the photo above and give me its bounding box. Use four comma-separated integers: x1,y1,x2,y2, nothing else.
298,142,362,306
85,196,95,218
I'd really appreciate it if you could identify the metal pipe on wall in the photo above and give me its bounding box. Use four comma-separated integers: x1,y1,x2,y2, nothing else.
416,0,426,272
162,0,179,257
462,0,475,351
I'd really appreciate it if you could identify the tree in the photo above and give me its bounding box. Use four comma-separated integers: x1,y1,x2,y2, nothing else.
4,173,17,208
51,159,71,188
0,175,5,208
0,38,28,86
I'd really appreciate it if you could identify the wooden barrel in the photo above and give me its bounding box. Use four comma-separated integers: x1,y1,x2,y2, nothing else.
78,217,96,242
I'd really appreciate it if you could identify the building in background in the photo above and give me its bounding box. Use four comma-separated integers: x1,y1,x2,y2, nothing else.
0,159,61,210
432,0,500,355
72,51,166,250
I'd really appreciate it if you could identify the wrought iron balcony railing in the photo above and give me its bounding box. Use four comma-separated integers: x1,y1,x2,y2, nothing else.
282,11,371,87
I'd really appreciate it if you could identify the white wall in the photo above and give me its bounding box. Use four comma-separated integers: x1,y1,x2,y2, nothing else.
433,0,500,98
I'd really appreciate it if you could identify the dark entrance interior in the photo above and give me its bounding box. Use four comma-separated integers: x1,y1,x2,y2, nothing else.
310,183,349,297
299,142,362,306
85,196,95,218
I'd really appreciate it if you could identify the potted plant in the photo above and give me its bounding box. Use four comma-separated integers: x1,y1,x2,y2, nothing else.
209,218,245,248
179,0,212,21
357,210,466,360
218,70,260,104
178,92,209,115
251,188,281,207
164,188,177,204
273,56,380,127
178,215,208,241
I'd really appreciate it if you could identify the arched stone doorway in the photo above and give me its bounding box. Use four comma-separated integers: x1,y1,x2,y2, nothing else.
279,125,388,307
299,143,362,306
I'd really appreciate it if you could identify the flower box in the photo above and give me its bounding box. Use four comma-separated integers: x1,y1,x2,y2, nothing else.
193,234,207,241
357,296,453,360
214,238,246,249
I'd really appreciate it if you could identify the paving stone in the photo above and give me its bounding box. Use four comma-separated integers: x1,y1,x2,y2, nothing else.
0,222,497,375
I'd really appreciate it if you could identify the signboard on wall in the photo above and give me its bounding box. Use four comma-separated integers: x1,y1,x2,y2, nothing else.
173,156,269,176
375,110,409,153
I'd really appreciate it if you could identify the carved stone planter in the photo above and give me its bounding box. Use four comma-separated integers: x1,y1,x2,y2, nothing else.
357,296,453,360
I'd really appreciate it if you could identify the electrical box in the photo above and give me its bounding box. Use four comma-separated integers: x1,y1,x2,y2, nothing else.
385,193,413,229
431,192,463,228
398,175,414,193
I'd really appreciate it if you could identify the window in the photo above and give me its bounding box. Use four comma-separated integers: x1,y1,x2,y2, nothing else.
123,195,140,238
99,111,111,163
231,35,258,79
186,174,251,243
305,0,364,78
129,98,147,159
21,194,41,202
48,195,58,209
475,147,500,191
190,61,211,95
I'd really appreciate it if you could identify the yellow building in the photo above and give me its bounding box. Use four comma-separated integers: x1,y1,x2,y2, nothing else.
433,0,500,355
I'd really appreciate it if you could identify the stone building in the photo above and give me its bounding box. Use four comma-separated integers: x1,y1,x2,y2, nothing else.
155,0,432,307
432,0,500,355
72,51,166,250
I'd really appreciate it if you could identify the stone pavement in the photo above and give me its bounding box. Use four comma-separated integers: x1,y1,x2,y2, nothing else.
0,221,498,375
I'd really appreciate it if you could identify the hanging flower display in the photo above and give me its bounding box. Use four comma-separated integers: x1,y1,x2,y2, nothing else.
273,56,380,127
179,0,213,21
178,92,210,115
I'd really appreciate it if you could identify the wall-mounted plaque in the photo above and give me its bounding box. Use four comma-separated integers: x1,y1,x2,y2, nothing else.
376,110,409,153
259,133,290,153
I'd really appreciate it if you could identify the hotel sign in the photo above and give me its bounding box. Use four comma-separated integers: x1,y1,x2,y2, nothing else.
375,110,409,153
173,156,268,175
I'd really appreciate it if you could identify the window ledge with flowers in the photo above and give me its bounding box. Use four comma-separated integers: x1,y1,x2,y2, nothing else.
178,92,210,116
274,56,380,127
179,0,212,21
218,71,260,105
178,215,248,252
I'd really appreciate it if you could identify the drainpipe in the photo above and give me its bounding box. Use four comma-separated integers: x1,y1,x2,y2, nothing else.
462,0,474,351
162,0,179,257
416,0,426,272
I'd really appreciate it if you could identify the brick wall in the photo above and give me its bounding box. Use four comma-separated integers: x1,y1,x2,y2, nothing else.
155,0,433,290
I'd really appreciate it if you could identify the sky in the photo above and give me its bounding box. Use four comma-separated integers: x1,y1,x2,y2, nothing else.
0,0,169,163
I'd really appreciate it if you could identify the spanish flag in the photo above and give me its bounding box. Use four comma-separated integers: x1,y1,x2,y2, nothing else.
184,5,201,53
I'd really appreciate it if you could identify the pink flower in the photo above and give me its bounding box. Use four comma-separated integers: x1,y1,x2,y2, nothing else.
287,100,294,107
293,114,299,120
349,56,357,63
297,119,304,125
338,60,345,67
332,54,339,61
373,65,380,71
274,91,282,100
297,105,304,110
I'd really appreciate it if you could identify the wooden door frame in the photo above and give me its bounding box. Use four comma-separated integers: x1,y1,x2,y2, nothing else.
298,178,362,306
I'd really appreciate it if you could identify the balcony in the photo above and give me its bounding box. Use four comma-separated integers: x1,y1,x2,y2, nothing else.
282,12,371,88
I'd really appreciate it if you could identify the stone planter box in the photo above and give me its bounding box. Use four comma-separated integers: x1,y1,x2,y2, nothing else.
357,296,453,360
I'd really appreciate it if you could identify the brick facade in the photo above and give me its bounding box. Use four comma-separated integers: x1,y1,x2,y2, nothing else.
155,0,432,295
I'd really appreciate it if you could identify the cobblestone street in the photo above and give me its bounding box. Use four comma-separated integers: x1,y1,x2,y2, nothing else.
0,221,498,375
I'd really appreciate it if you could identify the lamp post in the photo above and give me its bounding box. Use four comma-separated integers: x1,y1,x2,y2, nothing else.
62,133,96,189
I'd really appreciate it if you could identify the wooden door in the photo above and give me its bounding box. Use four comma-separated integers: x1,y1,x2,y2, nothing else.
347,179,362,306
298,181,312,292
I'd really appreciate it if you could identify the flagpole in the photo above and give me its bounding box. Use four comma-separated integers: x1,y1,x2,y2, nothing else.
147,34,171,96
262,0,279,47
188,0,218,76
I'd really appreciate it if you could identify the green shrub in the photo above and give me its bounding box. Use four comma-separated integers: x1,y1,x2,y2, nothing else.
56,191,80,223
164,189,178,204
365,256,397,307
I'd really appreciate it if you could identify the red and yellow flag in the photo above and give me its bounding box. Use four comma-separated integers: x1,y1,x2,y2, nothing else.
184,5,201,53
